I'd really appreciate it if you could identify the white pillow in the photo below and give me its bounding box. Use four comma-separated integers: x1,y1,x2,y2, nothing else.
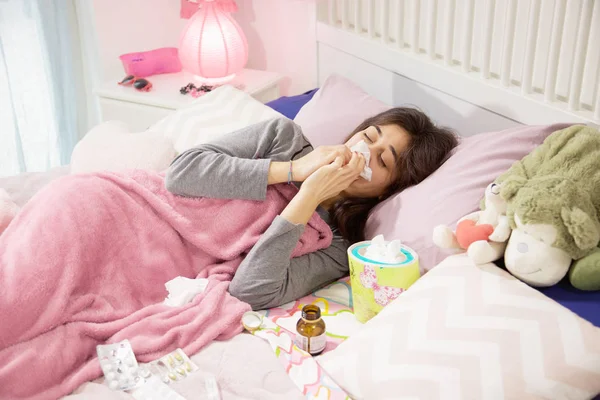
318,254,600,400
146,85,283,153
71,121,176,174
0,188,19,236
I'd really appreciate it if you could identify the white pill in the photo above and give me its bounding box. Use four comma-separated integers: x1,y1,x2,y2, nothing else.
102,363,113,372
106,372,116,380
125,357,135,366
108,380,119,390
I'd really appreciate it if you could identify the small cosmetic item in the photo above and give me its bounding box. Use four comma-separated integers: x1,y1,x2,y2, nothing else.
241,311,264,333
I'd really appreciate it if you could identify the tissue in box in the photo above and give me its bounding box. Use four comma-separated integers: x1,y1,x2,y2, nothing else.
347,238,420,323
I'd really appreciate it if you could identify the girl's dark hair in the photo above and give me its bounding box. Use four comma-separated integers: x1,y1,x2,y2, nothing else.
331,107,458,244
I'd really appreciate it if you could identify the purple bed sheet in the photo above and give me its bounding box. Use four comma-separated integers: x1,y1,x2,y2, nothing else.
493,259,599,327
539,280,600,327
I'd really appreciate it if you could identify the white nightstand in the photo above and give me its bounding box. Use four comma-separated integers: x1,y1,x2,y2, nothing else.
95,69,282,132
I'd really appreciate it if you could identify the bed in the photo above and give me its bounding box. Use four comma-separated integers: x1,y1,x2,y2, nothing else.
1,1,600,399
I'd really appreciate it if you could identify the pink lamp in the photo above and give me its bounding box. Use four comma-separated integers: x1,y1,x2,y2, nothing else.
178,0,248,84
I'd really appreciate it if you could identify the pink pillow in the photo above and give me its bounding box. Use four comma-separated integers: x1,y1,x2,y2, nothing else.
294,74,390,147
365,123,574,273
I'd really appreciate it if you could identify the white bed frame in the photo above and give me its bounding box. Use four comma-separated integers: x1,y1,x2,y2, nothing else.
315,0,600,136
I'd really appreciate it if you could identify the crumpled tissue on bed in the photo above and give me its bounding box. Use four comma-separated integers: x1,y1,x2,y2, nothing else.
349,140,372,181
164,276,209,307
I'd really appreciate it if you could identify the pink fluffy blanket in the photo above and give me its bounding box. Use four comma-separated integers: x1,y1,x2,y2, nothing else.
0,170,332,400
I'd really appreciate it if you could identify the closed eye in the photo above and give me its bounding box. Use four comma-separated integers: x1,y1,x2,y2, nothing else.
363,133,373,143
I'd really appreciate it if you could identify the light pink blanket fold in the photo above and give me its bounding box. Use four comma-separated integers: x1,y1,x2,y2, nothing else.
0,170,332,400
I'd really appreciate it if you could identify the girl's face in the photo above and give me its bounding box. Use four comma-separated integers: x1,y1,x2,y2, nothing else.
343,124,410,198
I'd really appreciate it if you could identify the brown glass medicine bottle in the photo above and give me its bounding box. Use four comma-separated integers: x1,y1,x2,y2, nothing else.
296,304,327,355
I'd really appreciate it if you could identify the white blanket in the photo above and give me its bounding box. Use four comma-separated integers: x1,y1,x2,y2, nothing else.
64,335,302,400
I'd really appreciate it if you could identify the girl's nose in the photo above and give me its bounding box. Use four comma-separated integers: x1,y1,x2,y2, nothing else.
367,141,384,158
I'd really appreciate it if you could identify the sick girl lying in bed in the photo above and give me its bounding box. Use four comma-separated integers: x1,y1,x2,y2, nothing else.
0,108,456,400
167,108,458,310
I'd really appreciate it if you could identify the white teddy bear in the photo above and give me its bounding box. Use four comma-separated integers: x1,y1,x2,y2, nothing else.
433,182,512,265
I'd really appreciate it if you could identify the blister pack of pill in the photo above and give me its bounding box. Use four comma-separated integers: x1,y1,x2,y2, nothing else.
96,340,144,391
149,348,199,384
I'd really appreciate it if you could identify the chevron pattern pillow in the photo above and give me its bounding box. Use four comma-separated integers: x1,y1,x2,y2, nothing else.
318,254,600,400
147,85,283,153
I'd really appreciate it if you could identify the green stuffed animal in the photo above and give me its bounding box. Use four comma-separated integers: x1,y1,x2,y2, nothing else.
495,125,600,291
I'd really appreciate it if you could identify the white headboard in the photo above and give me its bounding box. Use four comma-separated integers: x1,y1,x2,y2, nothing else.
315,0,600,136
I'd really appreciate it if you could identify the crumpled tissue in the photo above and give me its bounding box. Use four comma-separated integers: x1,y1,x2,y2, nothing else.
349,140,372,181
364,234,404,263
163,276,208,307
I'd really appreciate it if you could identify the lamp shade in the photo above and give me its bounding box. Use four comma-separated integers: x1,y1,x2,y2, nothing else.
178,0,248,83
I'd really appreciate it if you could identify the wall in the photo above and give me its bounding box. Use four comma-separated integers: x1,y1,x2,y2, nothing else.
91,0,317,95
92,0,187,81
234,0,318,95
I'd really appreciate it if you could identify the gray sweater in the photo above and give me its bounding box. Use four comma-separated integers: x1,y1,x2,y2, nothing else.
165,118,349,310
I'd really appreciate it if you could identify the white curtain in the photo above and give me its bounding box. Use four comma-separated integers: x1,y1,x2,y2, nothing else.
0,0,85,177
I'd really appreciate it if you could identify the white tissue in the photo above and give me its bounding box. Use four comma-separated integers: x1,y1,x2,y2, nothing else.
163,276,208,307
364,234,404,263
349,140,372,181
205,375,221,400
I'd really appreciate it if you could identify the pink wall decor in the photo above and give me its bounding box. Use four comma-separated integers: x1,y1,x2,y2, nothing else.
180,0,238,19
179,0,248,83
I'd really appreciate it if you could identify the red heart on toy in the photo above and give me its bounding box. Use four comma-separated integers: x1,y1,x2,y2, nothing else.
455,219,494,249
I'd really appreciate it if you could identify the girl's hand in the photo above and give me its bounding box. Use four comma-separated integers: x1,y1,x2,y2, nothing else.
300,152,366,204
292,145,352,182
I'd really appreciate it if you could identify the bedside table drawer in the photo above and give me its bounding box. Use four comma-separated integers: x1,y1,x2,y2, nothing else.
252,84,280,104
99,98,174,132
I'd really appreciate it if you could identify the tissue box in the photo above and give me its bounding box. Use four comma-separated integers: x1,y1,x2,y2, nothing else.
348,241,420,323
